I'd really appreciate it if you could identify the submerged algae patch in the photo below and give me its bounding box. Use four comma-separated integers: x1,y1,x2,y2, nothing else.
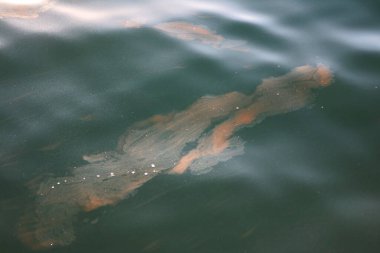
18,65,332,249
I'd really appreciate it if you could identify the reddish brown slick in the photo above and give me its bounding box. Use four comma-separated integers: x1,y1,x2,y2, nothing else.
18,65,332,249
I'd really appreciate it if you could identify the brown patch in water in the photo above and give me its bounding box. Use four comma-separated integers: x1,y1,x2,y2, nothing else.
38,141,62,152
79,114,96,122
124,20,248,52
154,21,224,46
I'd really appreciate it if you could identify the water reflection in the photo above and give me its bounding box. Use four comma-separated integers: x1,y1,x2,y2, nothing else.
17,65,331,249
0,0,262,38
0,0,53,19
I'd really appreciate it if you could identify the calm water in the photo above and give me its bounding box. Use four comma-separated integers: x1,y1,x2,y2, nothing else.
1,0,379,252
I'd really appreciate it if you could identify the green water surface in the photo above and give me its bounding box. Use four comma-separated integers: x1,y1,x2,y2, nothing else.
0,0,379,252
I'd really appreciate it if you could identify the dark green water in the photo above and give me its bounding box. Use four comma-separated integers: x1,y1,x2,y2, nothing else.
1,0,379,252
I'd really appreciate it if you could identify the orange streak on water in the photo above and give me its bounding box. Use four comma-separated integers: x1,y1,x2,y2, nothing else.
171,107,260,174
316,65,333,86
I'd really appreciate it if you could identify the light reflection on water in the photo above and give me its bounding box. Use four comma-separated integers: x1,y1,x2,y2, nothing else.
0,0,380,252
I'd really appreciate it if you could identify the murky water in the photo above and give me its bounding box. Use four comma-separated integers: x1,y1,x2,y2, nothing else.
1,0,379,252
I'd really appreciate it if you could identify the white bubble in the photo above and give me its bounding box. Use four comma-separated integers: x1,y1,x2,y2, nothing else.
151,163,156,168
144,172,148,175
110,172,115,177
96,174,100,178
